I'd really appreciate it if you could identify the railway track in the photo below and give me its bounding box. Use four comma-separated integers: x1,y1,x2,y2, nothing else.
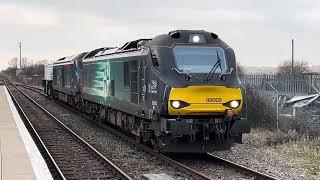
15,82,277,180
171,153,278,180
9,80,213,179
3,79,132,180
205,154,277,180
15,83,44,94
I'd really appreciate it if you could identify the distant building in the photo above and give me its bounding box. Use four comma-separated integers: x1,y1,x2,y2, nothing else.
244,66,278,75
244,65,320,75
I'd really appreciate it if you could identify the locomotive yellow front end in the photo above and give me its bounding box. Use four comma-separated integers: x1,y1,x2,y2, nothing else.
168,86,242,116
145,30,250,153
160,86,248,153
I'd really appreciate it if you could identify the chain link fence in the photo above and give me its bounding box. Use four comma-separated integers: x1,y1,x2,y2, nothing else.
241,74,320,136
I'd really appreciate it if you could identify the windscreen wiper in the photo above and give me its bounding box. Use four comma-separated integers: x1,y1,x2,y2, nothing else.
172,67,192,81
204,51,222,82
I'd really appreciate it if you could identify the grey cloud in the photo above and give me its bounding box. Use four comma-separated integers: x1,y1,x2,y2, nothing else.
0,0,320,70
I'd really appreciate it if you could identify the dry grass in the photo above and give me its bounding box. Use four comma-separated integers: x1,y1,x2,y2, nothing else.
278,139,320,176
243,128,300,146
245,129,320,177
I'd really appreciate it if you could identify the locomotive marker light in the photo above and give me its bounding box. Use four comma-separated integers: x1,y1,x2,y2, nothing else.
170,100,190,109
189,34,205,43
230,100,240,108
223,100,240,109
171,100,181,109
192,35,200,43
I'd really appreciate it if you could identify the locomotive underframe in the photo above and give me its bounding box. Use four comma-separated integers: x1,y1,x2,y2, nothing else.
152,116,249,152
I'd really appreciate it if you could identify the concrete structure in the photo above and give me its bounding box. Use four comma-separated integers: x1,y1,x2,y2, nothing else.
0,85,52,180
244,65,320,75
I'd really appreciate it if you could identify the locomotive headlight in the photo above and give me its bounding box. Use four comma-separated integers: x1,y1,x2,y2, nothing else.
192,35,200,43
189,34,205,43
230,100,240,108
171,101,180,109
224,100,241,109
170,100,190,109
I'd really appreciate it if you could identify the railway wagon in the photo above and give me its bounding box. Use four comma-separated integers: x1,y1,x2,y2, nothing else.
49,30,250,153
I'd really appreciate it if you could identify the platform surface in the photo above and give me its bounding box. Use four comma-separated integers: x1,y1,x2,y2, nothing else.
0,85,52,180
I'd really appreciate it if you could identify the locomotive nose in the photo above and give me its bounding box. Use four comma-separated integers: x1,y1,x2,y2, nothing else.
167,86,242,116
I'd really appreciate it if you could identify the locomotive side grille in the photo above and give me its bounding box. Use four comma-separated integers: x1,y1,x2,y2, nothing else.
130,60,138,104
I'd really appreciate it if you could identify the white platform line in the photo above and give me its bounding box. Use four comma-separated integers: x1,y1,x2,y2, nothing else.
0,139,2,180
4,87,53,180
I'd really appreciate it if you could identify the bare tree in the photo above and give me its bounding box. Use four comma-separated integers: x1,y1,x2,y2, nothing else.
8,57,18,68
21,57,30,68
37,59,49,65
27,59,34,67
237,62,246,76
277,60,309,76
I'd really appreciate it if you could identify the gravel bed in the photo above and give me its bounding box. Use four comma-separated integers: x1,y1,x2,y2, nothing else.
211,132,317,180
20,86,318,180
10,86,121,179
23,87,316,179
21,88,205,179
174,157,253,180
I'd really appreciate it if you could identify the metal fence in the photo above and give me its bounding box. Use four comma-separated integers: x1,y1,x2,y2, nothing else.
241,74,320,133
241,74,320,96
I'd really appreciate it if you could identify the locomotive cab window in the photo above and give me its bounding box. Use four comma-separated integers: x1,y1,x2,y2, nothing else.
150,49,159,70
173,46,227,73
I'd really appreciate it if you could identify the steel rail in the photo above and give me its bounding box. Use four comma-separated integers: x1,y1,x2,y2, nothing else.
4,78,132,180
18,82,278,180
18,83,213,180
3,79,66,180
54,100,213,180
206,153,277,180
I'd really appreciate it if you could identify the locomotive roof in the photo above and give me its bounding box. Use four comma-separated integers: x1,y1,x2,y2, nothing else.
53,52,88,66
98,30,226,55
146,30,228,48
83,47,117,59
68,30,229,62
53,55,76,65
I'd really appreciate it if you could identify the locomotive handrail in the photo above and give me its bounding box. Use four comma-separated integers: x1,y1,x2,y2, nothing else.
218,67,234,78
240,85,248,119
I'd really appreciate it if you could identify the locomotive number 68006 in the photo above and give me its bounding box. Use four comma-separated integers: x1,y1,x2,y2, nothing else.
43,30,250,153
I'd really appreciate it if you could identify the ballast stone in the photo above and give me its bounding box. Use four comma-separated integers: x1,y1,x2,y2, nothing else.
142,173,174,180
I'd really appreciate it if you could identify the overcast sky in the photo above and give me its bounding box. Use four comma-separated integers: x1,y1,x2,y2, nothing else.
0,0,320,70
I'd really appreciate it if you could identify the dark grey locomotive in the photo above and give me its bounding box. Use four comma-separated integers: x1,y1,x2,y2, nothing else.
44,30,250,153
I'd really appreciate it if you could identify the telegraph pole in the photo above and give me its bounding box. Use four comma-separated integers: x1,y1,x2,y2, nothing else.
291,39,294,77
19,42,22,69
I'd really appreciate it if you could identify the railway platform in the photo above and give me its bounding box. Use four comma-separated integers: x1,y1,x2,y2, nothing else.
0,85,52,180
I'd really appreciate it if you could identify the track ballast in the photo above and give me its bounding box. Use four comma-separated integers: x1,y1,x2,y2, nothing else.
4,79,131,180
13,81,278,180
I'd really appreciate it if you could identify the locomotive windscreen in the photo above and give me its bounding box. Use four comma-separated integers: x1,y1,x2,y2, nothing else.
172,46,227,73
